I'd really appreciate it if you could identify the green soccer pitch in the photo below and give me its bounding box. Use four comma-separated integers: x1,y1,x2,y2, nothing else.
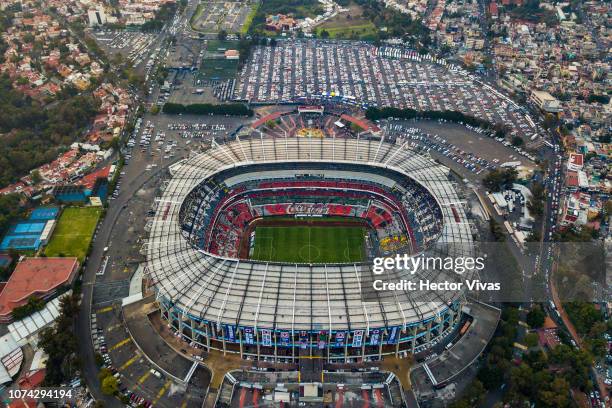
250,225,366,263
44,206,102,261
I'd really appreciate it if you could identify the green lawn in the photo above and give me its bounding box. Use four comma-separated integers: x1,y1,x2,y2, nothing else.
316,22,378,40
251,225,365,263
206,40,238,52
45,207,102,261
241,4,258,35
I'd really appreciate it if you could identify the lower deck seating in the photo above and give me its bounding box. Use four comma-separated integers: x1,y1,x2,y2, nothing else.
182,176,443,258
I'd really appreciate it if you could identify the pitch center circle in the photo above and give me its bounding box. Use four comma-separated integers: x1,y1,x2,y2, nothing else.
299,244,321,262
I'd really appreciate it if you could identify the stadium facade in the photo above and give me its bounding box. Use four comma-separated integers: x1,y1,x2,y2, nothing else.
146,114,474,363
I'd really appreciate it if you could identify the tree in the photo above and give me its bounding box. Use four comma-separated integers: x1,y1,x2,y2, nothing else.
483,168,517,192
526,230,541,243
218,29,228,40
59,292,80,318
526,305,545,328
543,113,558,130
587,338,607,359
39,293,79,386
524,332,539,348
0,193,23,235
98,367,112,381
527,182,545,218
0,73,99,188
30,169,42,184
101,375,118,395
602,200,612,220
11,296,45,320
511,136,524,147
539,377,571,408
489,218,505,241
564,302,603,335
320,29,330,39
94,352,104,367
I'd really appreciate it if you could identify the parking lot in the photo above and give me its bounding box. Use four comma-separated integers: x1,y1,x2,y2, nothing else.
382,119,537,179
91,304,204,408
93,30,158,68
235,40,538,140
166,34,203,70
191,1,256,33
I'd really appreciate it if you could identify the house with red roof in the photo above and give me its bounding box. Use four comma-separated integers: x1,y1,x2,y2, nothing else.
7,369,45,407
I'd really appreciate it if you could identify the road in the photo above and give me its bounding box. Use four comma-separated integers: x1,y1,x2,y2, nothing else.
76,154,179,405
75,2,197,402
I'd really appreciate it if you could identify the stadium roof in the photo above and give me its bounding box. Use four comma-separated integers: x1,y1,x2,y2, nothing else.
0,258,78,322
148,136,473,331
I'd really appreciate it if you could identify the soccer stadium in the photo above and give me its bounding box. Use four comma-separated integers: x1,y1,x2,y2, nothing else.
146,107,475,363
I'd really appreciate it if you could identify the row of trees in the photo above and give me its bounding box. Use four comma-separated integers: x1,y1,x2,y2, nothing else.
162,102,253,116
11,296,46,320
39,293,81,386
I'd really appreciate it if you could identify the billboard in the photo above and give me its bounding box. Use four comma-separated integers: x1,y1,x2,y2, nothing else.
224,325,236,342
370,329,381,346
352,330,364,348
244,327,254,345
261,329,273,347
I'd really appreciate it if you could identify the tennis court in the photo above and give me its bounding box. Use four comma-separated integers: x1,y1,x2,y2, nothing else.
29,207,60,221
13,222,45,234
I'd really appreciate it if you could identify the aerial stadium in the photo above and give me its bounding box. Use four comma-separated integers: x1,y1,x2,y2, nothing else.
145,107,475,363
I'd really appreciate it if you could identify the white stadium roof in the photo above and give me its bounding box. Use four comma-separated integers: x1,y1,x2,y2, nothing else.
147,136,473,332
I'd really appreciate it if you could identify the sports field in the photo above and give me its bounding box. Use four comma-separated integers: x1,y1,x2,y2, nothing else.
45,207,102,261
199,58,239,80
251,225,365,263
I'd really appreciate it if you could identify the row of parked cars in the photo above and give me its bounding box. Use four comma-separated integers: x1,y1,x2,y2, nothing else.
385,122,497,175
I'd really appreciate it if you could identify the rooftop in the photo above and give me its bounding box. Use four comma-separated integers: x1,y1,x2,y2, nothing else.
0,257,78,320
